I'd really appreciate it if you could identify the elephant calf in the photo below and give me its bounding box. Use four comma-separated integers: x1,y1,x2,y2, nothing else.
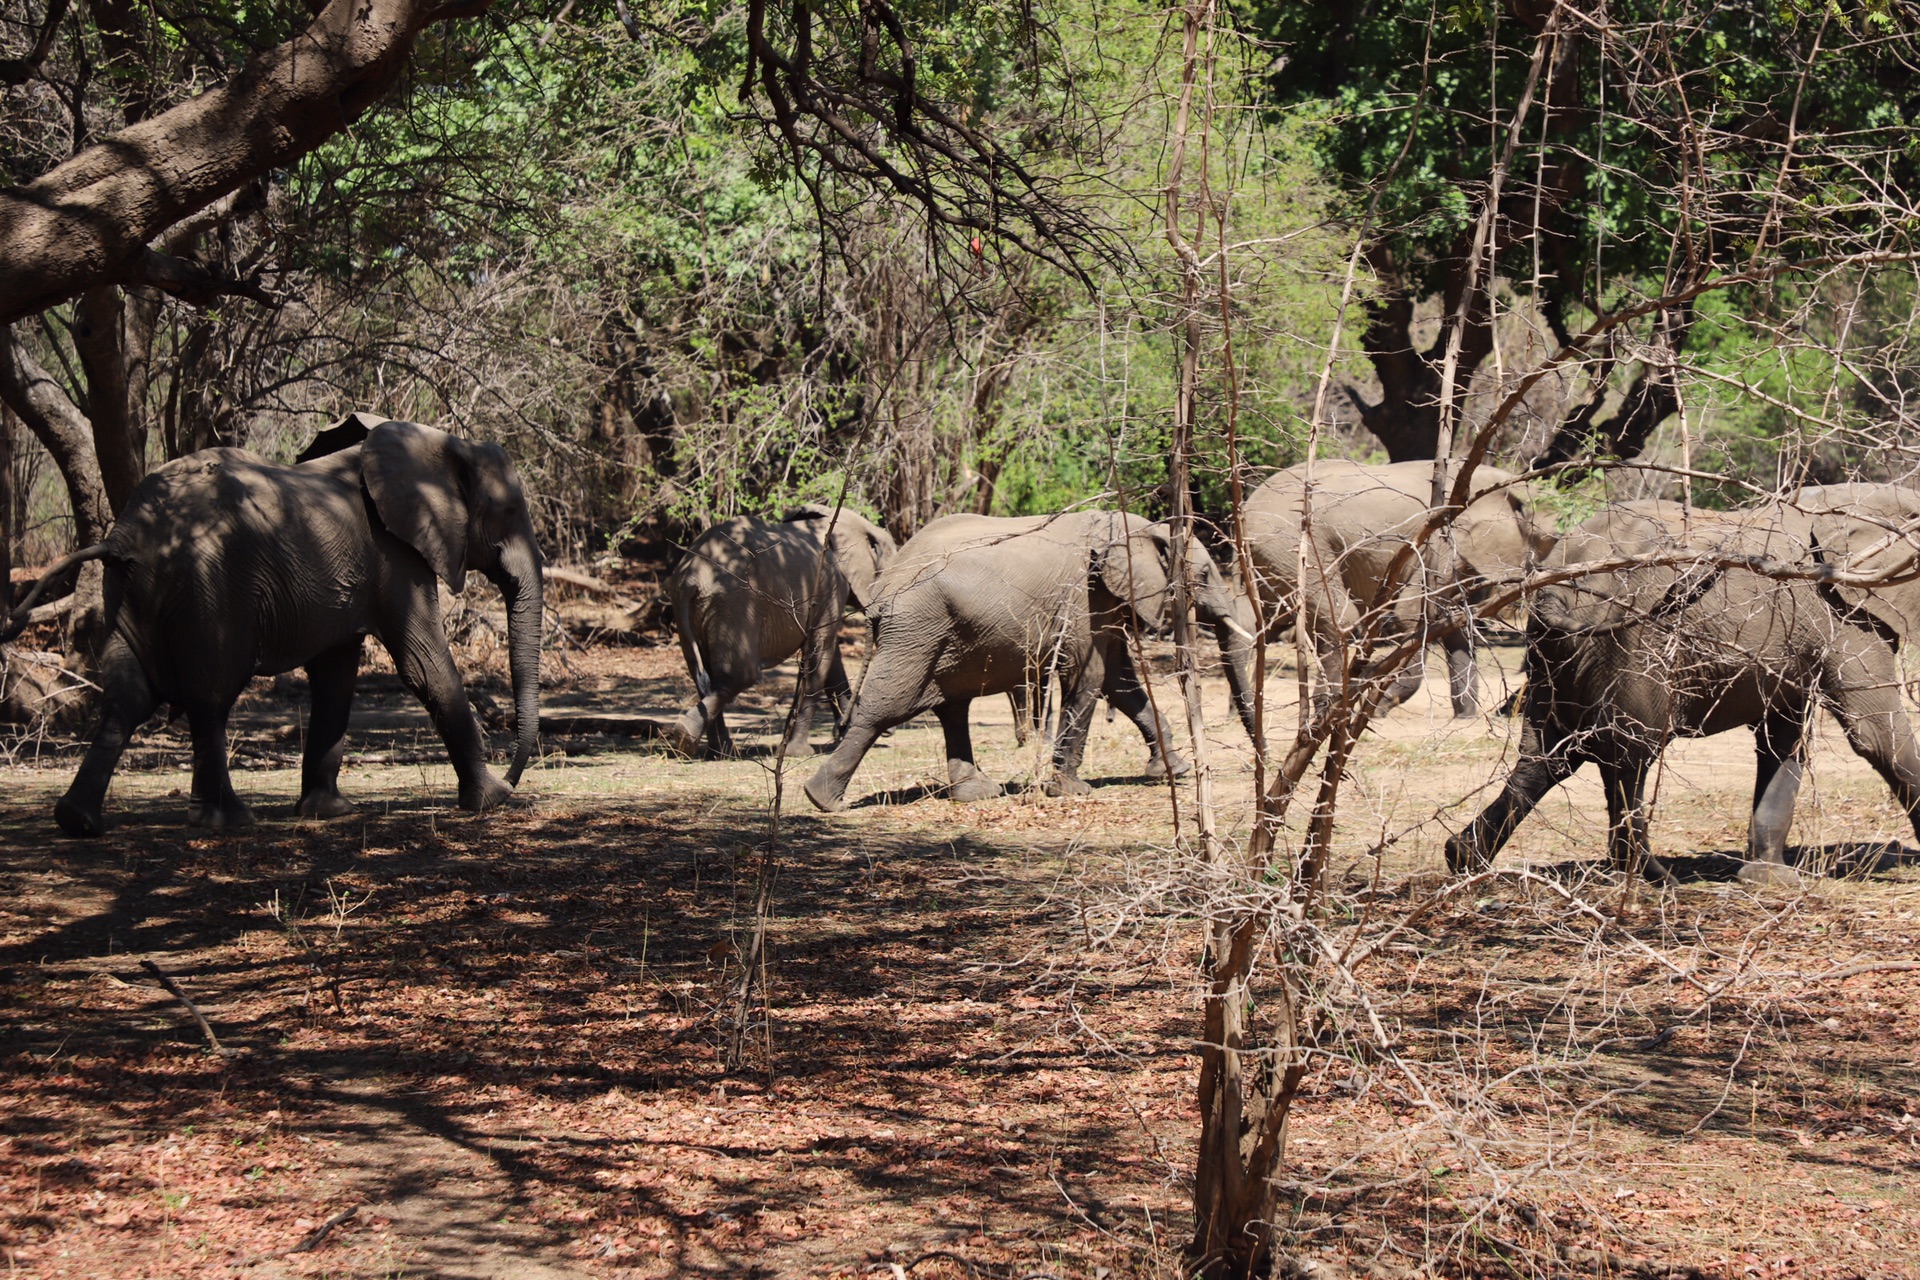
664,504,895,758
1446,495,1920,882
1242,459,1553,718
804,511,1258,812
3,414,545,836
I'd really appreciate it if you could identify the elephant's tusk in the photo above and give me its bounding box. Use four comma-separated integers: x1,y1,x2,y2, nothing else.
1220,618,1258,643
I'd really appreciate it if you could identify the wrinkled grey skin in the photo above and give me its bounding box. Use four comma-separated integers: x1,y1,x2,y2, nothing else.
664,504,896,758
1241,460,1554,718
44,415,545,837
1446,494,1920,884
803,511,1259,812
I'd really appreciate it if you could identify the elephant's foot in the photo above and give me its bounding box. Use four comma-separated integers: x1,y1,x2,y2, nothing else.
54,795,104,838
1451,703,1480,721
459,773,515,813
661,718,704,760
189,798,258,830
1142,752,1191,780
949,774,1003,803
1739,858,1804,888
778,737,820,759
1044,773,1093,798
296,790,358,820
1444,836,1485,875
804,772,848,813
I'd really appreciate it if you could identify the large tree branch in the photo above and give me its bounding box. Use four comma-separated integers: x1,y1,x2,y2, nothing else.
0,0,491,324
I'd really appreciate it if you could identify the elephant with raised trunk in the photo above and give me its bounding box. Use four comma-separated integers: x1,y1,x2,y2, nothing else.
3,413,545,836
665,504,896,758
803,511,1259,812
1241,459,1554,718
1445,491,1920,883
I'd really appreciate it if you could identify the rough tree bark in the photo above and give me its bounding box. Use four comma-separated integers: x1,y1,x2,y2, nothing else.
0,0,492,325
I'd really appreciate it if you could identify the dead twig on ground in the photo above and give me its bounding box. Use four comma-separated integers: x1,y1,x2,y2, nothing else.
287,1203,362,1254
137,959,230,1055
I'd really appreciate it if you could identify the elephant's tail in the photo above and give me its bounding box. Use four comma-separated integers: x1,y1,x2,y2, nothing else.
673,596,712,698
1,544,110,644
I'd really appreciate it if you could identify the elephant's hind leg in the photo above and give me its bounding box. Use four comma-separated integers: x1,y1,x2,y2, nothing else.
1820,637,1920,848
804,703,917,812
936,698,1001,802
297,639,362,819
56,633,156,837
186,702,256,830
1744,711,1807,881
1444,751,1577,873
1105,648,1187,779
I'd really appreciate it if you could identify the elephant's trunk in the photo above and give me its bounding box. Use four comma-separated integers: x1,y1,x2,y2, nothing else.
498,535,545,786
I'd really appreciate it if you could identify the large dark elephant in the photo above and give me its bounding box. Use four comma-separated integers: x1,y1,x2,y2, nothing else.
1445,493,1920,883
1241,459,1554,718
2,414,545,836
803,511,1259,812
664,504,896,758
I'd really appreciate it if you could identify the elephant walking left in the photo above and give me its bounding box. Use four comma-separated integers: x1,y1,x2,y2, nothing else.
2,414,546,836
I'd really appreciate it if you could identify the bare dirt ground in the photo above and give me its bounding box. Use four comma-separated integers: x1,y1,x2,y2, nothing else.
1,632,1917,1279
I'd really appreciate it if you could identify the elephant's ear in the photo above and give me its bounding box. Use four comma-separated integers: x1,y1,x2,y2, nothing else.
781,503,835,523
1453,489,1536,579
296,410,388,464
1820,499,1920,641
362,420,470,592
1099,523,1173,629
847,521,898,610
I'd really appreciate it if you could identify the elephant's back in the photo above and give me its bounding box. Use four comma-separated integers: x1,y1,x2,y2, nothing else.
671,517,826,655
874,513,1095,603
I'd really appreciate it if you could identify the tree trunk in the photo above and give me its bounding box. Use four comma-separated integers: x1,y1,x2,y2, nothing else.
0,406,12,614
0,0,492,324
73,287,147,510
0,329,114,548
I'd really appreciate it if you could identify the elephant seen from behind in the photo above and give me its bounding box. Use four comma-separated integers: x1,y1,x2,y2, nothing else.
664,504,896,758
1241,459,1554,719
803,511,1259,812
1445,490,1920,883
3,413,546,836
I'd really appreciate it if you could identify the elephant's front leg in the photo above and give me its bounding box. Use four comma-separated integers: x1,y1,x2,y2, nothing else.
1046,647,1107,798
1744,711,1807,882
1821,636,1920,852
187,701,256,829
297,639,362,819
55,632,157,837
936,698,1000,801
385,626,512,812
1601,755,1671,882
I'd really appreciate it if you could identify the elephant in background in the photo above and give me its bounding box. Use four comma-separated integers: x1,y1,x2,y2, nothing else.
2,413,545,836
804,511,1259,812
1240,459,1554,718
665,504,896,758
1445,492,1920,883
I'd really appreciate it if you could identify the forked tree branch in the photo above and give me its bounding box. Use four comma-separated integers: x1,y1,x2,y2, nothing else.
0,0,492,324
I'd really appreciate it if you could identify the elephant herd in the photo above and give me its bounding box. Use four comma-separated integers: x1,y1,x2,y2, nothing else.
8,411,1920,884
